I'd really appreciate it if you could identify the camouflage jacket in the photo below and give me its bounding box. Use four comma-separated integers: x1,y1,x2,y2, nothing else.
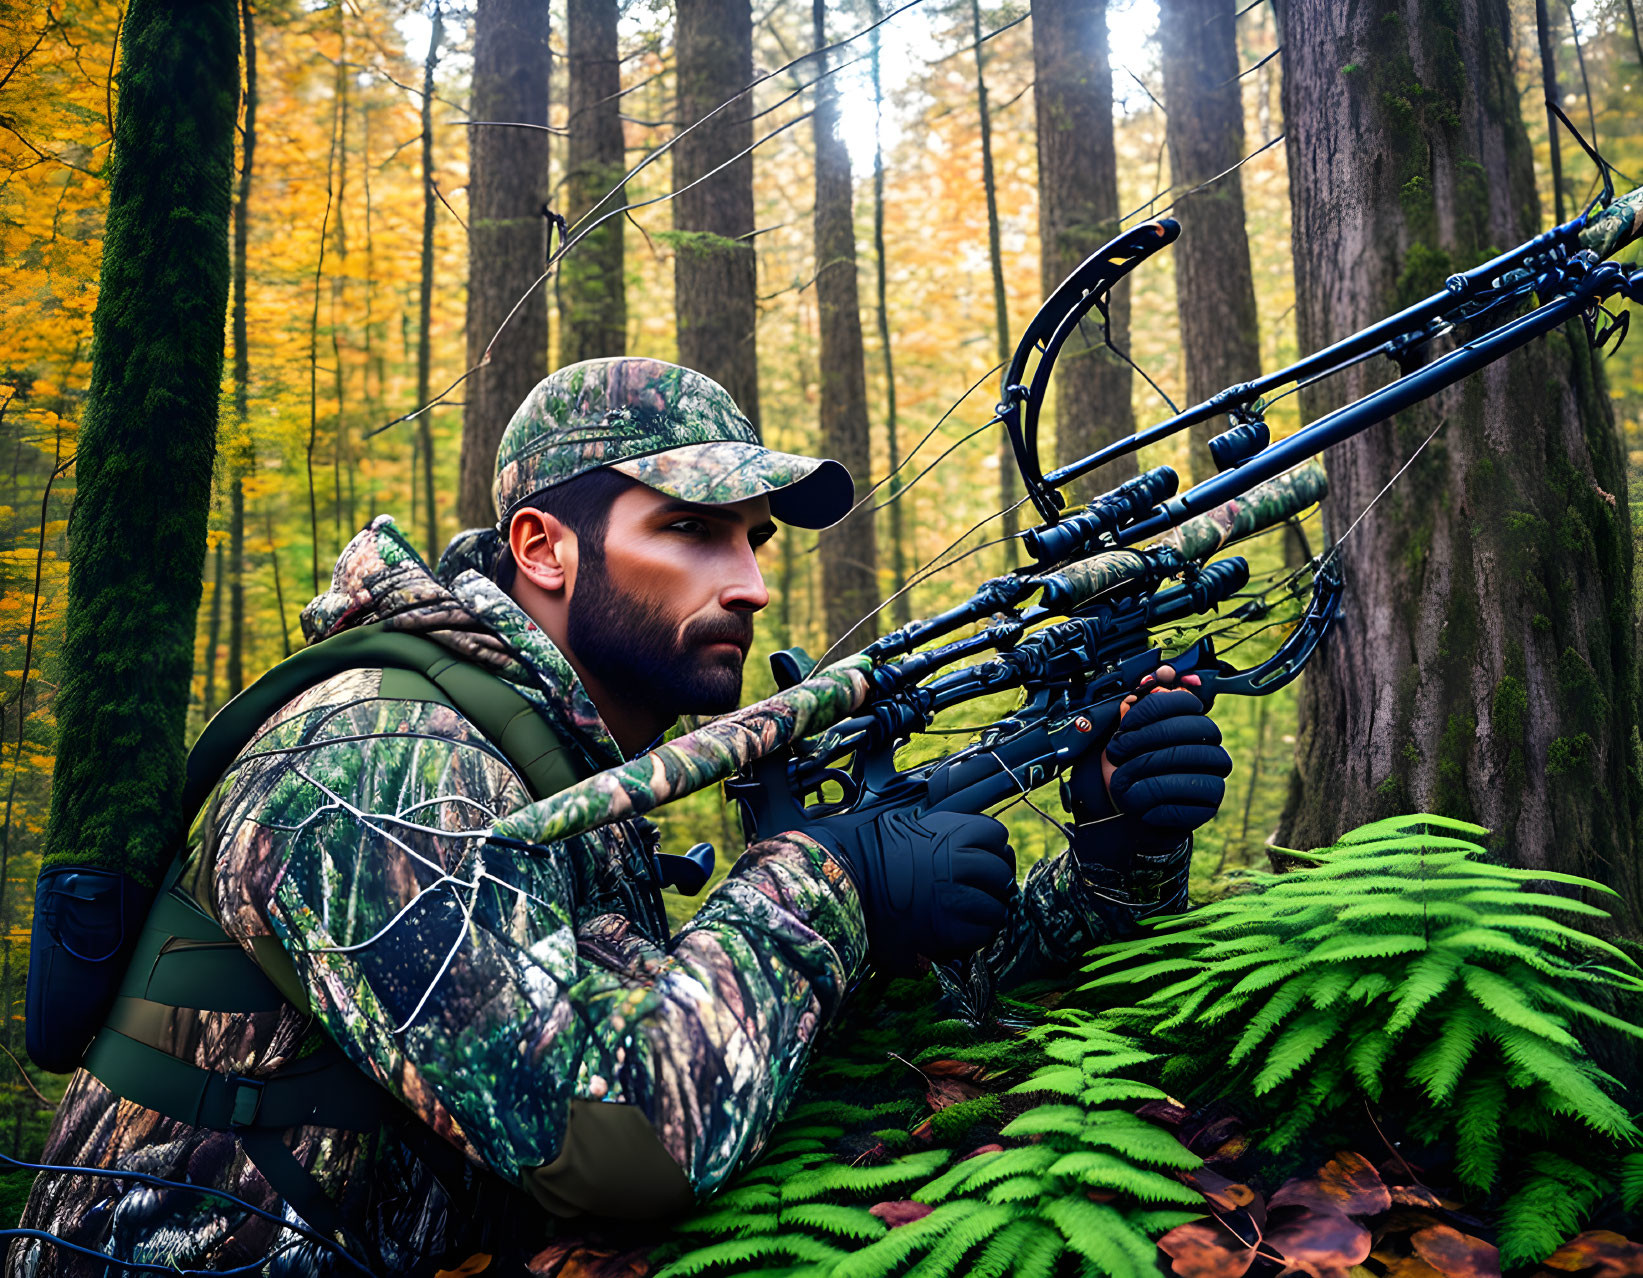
14,517,1177,1278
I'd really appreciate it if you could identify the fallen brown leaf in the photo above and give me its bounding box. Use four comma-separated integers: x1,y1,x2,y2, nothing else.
1138,1099,1191,1129
962,1143,1004,1160
1410,1224,1501,1278
525,1242,651,1278
869,1201,934,1228
1544,1230,1643,1278
922,1058,991,1081
1268,1152,1392,1218
1380,1259,1446,1278
436,1256,492,1278
1388,1185,1444,1209
1158,1217,1260,1278
925,1075,984,1111
1179,1165,1260,1212
1263,1204,1372,1276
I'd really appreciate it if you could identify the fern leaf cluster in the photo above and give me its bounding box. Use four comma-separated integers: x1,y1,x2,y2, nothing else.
1064,813,1643,1266
655,984,1206,1277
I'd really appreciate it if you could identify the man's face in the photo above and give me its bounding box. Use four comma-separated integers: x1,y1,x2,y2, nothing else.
566,485,776,719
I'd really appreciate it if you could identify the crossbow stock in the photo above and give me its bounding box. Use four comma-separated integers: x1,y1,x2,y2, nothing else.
491,177,1643,877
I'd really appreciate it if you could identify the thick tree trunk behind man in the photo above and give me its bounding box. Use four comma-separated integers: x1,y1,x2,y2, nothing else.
1032,0,1136,498
1277,0,1641,923
673,0,760,430
459,0,552,530
560,0,626,364
813,0,878,649
44,0,238,889
1159,0,1262,481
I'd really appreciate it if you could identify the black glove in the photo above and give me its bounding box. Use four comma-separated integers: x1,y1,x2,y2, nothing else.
808,809,1015,975
1062,686,1231,912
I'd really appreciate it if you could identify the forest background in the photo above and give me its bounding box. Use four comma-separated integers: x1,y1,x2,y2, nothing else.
2,0,1642,1211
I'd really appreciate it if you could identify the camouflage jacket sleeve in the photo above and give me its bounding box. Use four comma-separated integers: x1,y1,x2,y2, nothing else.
204,669,870,1204
971,834,1193,991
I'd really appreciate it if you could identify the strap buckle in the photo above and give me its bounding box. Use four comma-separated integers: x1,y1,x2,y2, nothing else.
227,1076,265,1128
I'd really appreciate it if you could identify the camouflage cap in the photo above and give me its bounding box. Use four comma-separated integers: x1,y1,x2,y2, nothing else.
492,357,855,529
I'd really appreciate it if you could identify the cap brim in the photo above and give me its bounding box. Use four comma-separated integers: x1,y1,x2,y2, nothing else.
608,441,856,530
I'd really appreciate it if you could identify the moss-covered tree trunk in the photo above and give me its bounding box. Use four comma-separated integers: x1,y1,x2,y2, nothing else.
458,0,551,530
672,0,759,430
813,0,877,649
1277,0,1641,922
1160,0,1263,481
1031,0,1137,497
43,0,238,887
560,0,626,365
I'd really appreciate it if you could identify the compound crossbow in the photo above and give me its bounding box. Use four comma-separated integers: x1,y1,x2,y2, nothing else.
491,174,1643,894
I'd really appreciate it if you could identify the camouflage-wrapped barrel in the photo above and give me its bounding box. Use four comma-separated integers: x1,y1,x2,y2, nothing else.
1034,461,1329,611
492,655,873,846
1578,186,1643,260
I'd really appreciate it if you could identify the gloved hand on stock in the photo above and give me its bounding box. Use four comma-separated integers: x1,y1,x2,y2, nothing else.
807,808,1015,976
1061,666,1232,909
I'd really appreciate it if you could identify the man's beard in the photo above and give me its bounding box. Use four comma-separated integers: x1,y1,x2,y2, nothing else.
566,561,753,718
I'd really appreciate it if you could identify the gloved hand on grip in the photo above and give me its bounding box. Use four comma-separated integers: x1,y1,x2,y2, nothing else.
807,809,1015,976
1062,668,1231,911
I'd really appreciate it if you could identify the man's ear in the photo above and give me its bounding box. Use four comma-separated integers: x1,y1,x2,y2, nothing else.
509,508,577,595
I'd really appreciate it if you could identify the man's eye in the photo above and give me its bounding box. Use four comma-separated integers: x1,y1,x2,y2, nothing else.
666,518,709,536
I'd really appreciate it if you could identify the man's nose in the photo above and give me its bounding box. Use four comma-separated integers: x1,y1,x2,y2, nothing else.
721,543,770,613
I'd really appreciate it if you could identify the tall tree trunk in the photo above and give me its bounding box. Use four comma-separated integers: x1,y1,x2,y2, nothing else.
1160,0,1263,481
228,0,256,697
202,539,223,717
971,0,1019,552
560,0,626,364
868,0,908,627
459,0,551,530
416,3,444,560
1031,0,1136,503
1277,0,1640,924
43,0,238,892
813,0,878,649
673,0,759,428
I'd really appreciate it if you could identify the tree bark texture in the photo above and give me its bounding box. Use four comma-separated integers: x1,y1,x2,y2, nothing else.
813,0,878,649
459,0,552,530
1031,0,1137,501
43,0,238,887
560,0,626,365
1277,0,1641,922
672,0,760,430
1159,0,1263,481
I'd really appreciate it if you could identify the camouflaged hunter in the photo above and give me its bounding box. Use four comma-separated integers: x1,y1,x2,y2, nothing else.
14,358,1207,1278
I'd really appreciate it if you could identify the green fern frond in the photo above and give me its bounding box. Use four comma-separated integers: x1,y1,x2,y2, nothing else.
964,1220,1038,1278
1226,978,1309,1065
1045,1150,1205,1204
912,1145,1058,1203
1618,1149,1643,1212
1383,948,1463,1034
1404,1001,1484,1103
903,1202,1019,1278
1043,1197,1159,1277
981,1175,1050,1204
1002,1224,1064,1278
1451,1069,1508,1192
1252,1010,1342,1094
777,1203,888,1240
1345,1026,1396,1098
828,1202,972,1278
653,1232,846,1277
783,1148,953,1200
1459,965,1578,1045
1497,1152,1610,1268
